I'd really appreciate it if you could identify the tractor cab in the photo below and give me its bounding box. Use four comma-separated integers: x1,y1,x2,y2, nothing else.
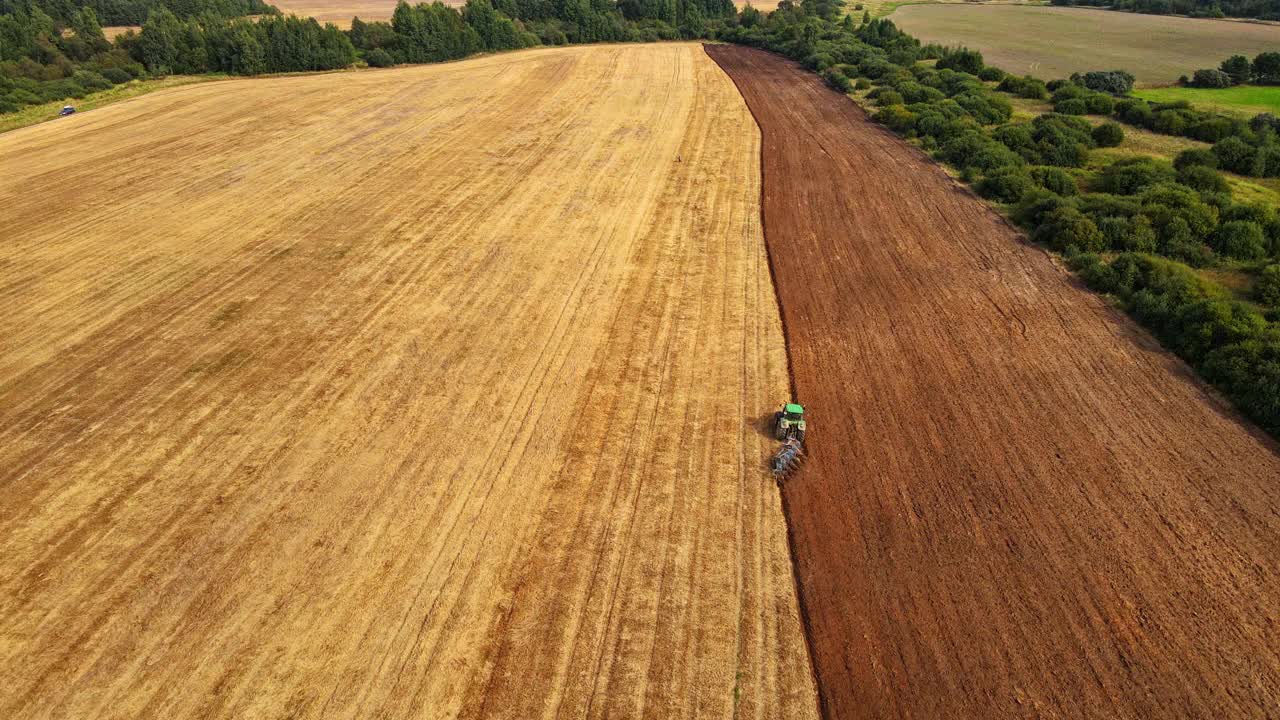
773,402,806,443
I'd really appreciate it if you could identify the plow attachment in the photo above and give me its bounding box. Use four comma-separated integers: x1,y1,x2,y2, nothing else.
772,437,805,479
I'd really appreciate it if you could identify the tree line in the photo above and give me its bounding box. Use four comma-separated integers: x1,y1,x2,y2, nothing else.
0,0,276,27
117,10,355,74
2,0,740,111
1186,52,1280,88
1051,0,1280,21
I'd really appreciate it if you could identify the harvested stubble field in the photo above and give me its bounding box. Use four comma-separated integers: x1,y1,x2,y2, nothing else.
707,44,1280,719
0,44,818,718
892,5,1280,86
270,0,775,27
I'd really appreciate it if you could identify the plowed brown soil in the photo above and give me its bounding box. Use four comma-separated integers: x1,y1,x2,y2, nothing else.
706,44,1280,720
0,44,818,718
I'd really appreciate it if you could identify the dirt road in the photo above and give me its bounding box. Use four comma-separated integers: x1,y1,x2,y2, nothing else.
707,44,1280,719
0,45,817,718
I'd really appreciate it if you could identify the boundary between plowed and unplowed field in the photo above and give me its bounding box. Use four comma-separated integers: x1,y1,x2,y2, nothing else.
706,42,1280,719
701,42,827,720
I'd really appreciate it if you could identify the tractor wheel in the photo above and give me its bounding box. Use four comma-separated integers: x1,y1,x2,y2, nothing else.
795,428,805,446
773,412,786,441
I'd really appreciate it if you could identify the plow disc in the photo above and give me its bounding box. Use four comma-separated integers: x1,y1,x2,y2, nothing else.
772,437,805,479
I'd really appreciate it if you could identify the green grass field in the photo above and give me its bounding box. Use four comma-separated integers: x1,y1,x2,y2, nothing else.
0,76,224,135
890,4,1280,86
1135,85,1280,117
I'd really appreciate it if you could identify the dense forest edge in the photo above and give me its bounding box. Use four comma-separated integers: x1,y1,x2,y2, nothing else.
1050,0,1280,21
3,0,1279,439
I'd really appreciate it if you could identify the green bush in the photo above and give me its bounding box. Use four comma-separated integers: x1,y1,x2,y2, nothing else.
1214,220,1268,260
1174,147,1218,171
365,48,395,67
1074,69,1135,95
1213,136,1258,175
854,77,871,90
1256,265,1280,306
1095,215,1157,252
1031,166,1078,196
71,70,112,92
976,166,1034,203
1191,68,1232,88
1152,109,1189,135
872,88,904,106
1092,122,1124,147
873,104,917,133
1142,183,1220,244
37,79,88,102
6,88,41,105
1177,165,1230,194
1034,206,1106,252
1051,83,1088,102
978,66,1005,82
823,68,852,93
954,91,1012,124
936,47,984,75
1085,92,1114,115
1055,98,1088,115
996,74,1047,99
1115,98,1154,126
1097,157,1176,195
100,67,133,84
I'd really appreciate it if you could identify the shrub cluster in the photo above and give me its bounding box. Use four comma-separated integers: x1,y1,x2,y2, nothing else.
1070,69,1135,95
996,74,1047,99
1050,82,1115,115
1112,96,1248,144
1072,252,1280,436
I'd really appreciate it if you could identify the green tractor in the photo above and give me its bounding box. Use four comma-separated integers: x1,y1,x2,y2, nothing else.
773,403,806,444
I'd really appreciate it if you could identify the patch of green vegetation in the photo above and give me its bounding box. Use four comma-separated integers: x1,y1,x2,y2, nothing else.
1135,85,1280,118
0,76,223,135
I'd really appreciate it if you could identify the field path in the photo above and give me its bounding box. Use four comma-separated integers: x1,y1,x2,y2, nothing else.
0,44,817,718
707,44,1280,719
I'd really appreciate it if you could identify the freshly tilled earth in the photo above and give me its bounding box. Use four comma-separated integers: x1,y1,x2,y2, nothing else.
707,44,1280,720
0,44,818,719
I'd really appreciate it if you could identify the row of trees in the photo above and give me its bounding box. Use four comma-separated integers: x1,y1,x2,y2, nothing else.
344,0,738,68
720,5,1280,435
121,10,354,75
1050,0,1280,21
3,0,747,114
0,0,275,26
1187,52,1280,87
